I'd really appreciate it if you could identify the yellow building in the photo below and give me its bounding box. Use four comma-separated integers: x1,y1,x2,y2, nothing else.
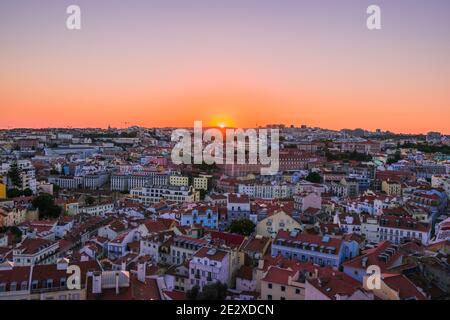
256,210,302,238
193,176,208,190
260,266,306,300
0,207,27,227
0,182,6,199
381,180,402,196
169,175,189,187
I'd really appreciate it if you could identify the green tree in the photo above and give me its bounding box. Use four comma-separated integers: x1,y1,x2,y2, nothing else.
7,161,22,189
387,150,402,164
0,226,22,239
199,189,208,200
186,282,228,300
186,285,200,300
305,172,321,183
32,193,62,219
200,282,228,300
228,219,255,236
85,195,96,205
22,188,33,196
7,188,22,198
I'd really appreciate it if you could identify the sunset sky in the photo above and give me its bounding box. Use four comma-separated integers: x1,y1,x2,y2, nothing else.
1,0,449,133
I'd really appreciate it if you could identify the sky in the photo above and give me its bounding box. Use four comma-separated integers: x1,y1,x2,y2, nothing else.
0,0,449,133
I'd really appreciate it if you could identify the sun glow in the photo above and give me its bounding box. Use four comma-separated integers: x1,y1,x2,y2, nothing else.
209,114,236,129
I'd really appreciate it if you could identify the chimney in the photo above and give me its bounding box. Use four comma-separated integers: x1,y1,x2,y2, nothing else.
56,258,69,270
313,268,319,279
92,272,102,294
257,259,264,270
115,272,120,295
137,259,147,283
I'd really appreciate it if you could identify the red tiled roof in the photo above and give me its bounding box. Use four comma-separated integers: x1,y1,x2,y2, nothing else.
16,238,56,255
228,194,250,204
379,215,431,233
275,230,342,255
236,265,254,281
163,289,187,300
342,241,403,272
382,273,426,300
307,271,364,300
261,266,297,285
242,236,271,254
193,247,228,262
208,231,245,249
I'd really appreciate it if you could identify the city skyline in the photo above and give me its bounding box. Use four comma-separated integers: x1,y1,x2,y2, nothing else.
1,0,450,133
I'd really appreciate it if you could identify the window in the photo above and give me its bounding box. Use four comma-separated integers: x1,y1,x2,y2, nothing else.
267,295,272,300
10,282,17,291
280,297,286,300
281,286,286,292
295,288,301,294
268,283,272,289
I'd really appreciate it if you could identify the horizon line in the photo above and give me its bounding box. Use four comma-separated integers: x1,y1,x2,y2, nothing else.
0,125,447,136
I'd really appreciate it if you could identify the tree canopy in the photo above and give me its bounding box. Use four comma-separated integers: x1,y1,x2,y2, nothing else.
7,161,22,189
32,193,62,219
186,282,228,300
227,218,255,236
305,171,322,183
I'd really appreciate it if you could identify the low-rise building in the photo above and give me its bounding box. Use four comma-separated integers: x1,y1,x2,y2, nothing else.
378,215,431,245
130,185,199,204
170,236,208,265
188,247,230,291
13,238,59,266
256,211,302,239
271,230,359,267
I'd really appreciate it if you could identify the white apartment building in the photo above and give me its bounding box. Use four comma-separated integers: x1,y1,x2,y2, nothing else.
13,238,59,266
378,216,431,245
431,174,450,198
48,176,83,189
130,185,199,205
238,183,296,199
0,160,37,193
360,215,380,245
79,202,114,217
110,173,169,191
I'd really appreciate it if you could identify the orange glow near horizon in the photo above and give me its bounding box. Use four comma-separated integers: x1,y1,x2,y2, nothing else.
1,1,450,134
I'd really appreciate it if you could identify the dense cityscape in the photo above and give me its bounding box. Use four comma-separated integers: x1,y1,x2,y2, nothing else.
0,125,448,300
